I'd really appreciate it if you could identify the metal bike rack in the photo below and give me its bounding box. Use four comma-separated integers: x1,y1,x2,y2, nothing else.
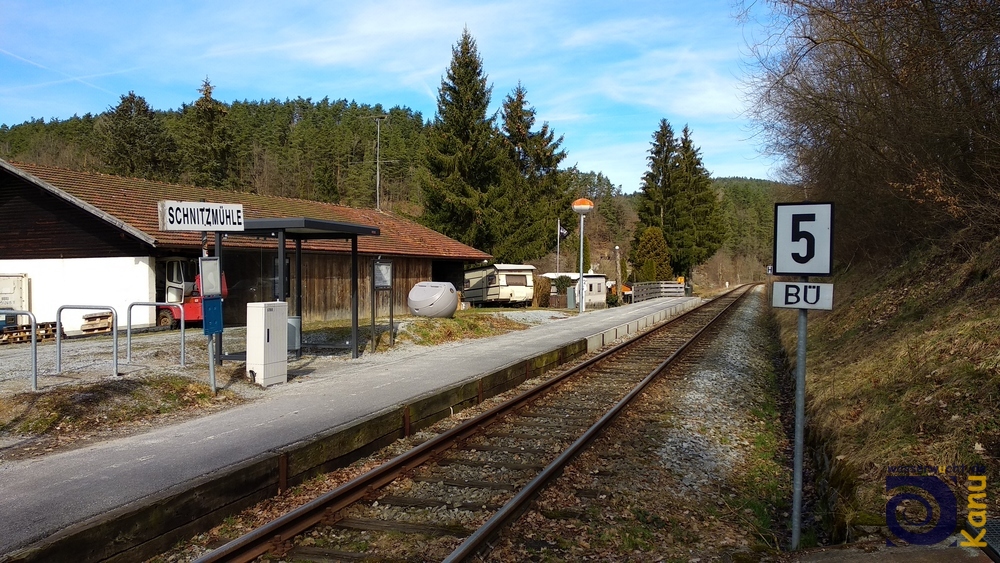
56,305,119,376
5,310,39,391
126,302,186,366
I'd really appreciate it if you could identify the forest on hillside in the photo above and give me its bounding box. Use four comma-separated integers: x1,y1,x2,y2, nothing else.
745,0,1000,265
0,30,783,285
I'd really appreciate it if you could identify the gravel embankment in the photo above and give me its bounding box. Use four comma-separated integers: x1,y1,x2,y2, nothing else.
486,286,792,561
151,288,792,562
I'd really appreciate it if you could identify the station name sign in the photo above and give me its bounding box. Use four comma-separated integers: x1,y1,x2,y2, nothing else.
158,200,245,232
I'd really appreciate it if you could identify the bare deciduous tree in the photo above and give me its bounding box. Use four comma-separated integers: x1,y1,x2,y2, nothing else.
744,0,1000,260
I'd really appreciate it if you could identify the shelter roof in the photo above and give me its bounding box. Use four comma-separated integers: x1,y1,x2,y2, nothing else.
4,160,491,261
242,217,379,239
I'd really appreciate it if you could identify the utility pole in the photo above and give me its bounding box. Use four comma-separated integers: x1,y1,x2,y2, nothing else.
373,115,387,211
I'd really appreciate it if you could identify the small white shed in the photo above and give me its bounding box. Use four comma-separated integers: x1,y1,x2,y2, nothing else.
541,271,607,309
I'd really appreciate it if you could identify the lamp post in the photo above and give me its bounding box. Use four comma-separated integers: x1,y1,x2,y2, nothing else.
572,198,594,313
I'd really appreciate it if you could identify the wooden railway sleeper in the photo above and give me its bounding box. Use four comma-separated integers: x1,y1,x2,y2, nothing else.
193,286,755,563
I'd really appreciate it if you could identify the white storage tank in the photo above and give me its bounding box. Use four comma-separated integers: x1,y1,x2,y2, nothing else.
408,282,458,318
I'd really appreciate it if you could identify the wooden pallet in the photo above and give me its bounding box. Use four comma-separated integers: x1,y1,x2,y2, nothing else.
80,312,113,335
0,322,61,345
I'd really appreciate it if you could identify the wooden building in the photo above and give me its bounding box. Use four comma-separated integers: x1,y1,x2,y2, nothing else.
0,160,490,330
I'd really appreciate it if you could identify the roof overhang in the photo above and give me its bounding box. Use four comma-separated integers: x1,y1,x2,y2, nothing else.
0,159,157,247
241,217,380,240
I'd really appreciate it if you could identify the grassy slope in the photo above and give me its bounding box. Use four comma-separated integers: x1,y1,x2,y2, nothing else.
775,234,1000,535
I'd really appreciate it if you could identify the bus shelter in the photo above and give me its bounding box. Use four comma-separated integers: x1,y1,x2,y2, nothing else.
218,217,380,360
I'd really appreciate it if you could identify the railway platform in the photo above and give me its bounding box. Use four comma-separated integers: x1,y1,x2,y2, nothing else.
0,296,700,561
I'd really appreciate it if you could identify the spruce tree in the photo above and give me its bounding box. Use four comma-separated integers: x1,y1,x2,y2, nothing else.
96,92,176,180
175,78,233,188
673,125,725,279
491,83,573,262
634,226,673,281
421,29,505,252
637,119,678,230
633,121,724,281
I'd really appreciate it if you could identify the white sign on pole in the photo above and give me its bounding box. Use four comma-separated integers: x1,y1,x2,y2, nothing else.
773,203,833,276
772,282,834,310
158,200,245,232
373,261,392,290
199,256,223,297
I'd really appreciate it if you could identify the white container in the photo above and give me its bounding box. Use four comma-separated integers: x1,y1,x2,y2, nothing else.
0,274,30,311
246,301,288,386
407,282,458,318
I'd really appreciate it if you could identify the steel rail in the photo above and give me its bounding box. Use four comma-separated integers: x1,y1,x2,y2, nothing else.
193,285,753,563
443,284,755,561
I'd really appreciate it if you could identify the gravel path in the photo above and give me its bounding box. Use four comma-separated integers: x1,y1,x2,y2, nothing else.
658,291,778,493
486,285,792,561
0,311,573,397
0,326,263,398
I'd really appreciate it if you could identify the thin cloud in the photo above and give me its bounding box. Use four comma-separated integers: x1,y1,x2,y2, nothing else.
0,0,775,182
0,48,123,95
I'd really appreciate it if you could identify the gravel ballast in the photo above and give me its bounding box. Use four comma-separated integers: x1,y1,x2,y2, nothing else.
485,286,793,561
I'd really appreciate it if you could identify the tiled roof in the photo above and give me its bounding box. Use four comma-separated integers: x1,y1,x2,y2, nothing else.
6,161,491,261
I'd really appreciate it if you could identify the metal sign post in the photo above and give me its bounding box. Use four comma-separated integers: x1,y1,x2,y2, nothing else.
157,200,243,379
772,202,834,551
370,260,393,353
200,257,224,394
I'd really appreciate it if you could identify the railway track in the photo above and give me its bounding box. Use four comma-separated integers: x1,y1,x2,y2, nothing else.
193,285,755,563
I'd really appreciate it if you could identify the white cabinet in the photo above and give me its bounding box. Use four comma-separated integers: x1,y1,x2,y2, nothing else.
246,301,287,386
0,274,30,311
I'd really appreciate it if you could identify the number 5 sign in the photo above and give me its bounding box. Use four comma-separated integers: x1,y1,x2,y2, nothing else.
773,203,833,276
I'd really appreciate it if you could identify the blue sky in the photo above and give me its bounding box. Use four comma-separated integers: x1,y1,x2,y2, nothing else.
0,0,778,192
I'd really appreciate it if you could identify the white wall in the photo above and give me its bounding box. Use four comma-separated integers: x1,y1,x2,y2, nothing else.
0,257,155,332
584,275,606,307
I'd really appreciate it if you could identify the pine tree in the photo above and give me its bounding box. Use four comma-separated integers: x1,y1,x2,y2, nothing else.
633,121,724,281
96,92,177,180
421,29,505,252
175,78,233,188
634,226,673,281
490,83,573,262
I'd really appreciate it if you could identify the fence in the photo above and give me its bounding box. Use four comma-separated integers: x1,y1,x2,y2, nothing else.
632,281,686,303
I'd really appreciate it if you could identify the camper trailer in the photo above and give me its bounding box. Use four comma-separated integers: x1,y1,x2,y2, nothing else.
463,264,535,307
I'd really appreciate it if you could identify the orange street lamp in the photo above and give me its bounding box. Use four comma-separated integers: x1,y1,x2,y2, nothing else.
572,198,594,313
